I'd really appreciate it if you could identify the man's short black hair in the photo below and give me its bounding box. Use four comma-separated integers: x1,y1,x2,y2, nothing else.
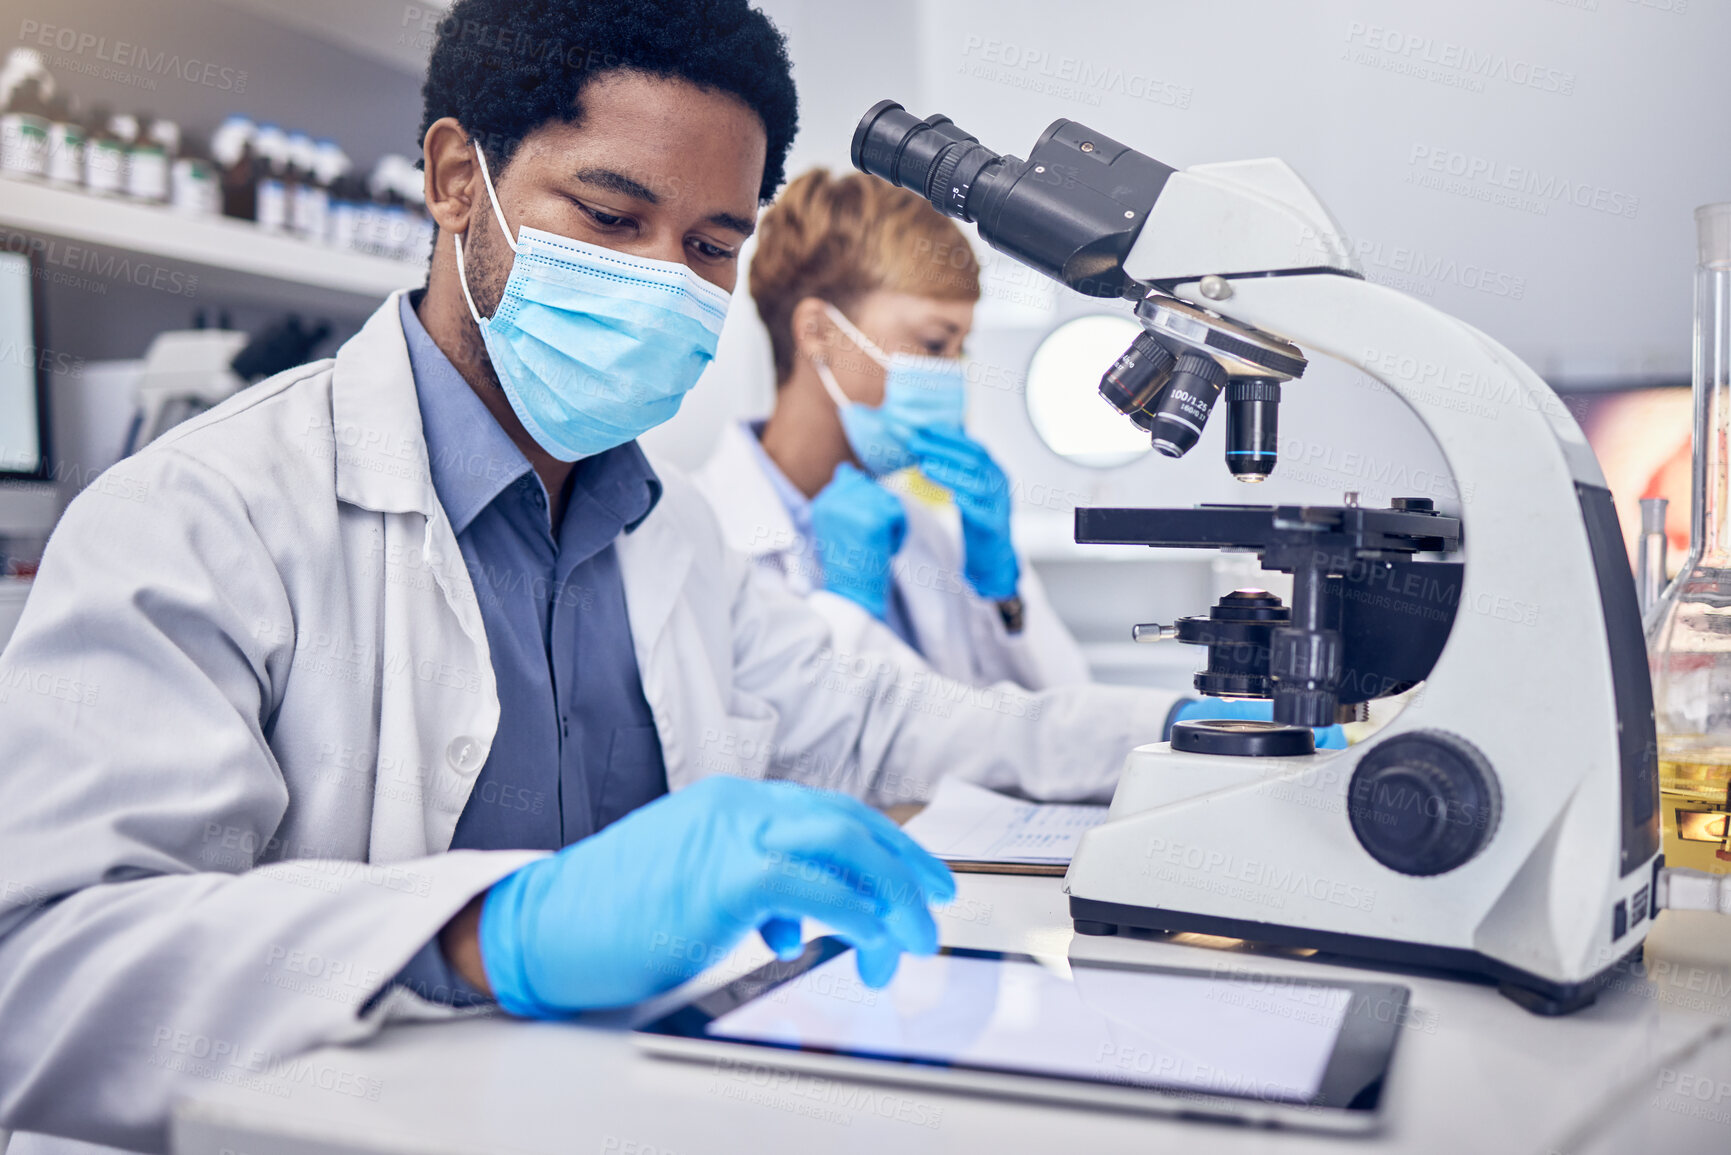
420,0,798,203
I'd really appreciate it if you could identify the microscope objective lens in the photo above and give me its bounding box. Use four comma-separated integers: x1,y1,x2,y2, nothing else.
1225,378,1282,481
1143,351,1227,458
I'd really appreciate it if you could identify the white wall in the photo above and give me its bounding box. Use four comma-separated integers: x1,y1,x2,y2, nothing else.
644,0,1726,680
916,0,1720,381
661,0,1727,496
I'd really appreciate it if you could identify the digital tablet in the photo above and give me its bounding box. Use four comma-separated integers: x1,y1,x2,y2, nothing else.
635,937,1408,1133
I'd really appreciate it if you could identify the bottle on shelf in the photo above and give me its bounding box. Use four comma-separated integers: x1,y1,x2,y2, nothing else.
1647,202,1731,876
364,155,404,258
0,49,53,180
303,139,348,245
372,154,429,262
252,123,291,233
170,131,220,216
287,132,324,239
210,115,257,221
328,164,368,253
125,114,177,203
43,92,83,187
84,108,130,197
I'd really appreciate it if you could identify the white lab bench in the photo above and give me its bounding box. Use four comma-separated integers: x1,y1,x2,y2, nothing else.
171,872,1731,1155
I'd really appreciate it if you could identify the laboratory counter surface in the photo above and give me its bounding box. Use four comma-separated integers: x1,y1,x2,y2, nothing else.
171,872,1731,1155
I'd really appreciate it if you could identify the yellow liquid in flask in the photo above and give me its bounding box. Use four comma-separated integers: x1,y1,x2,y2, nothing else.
1658,739,1731,875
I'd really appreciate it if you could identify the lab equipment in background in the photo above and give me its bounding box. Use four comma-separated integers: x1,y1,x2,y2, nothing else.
1647,202,1731,878
330,154,429,260
44,93,82,187
83,109,128,197
855,100,1659,1013
1567,385,1691,567
292,139,344,242
119,312,329,455
0,245,51,654
252,123,291,232
0,250,47,481
1639,496,1670,617
125,116,177,204
364,156,406,256
0,49,425,256
360,154,434,262
285,132,316,234
328,168,366,251
50,358,146,493
170,137,220,217
0,48,52,179
212,114,258,221
122,328,250,455
0,573,29,648
227,314,331,383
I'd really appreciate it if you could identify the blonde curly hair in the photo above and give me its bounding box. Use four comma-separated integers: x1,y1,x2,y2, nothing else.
749,168,981,384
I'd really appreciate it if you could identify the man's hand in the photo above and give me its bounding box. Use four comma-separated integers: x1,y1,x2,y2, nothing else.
468,776,955,1018
439,894,492,996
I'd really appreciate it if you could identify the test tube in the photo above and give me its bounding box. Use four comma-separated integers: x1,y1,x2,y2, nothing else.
1638,496,1669,616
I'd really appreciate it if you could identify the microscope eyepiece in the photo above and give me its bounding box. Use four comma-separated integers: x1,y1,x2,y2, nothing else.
852,100,1004,220
1224,378,1282,482
1146,351,1228,458
852,100,1174,298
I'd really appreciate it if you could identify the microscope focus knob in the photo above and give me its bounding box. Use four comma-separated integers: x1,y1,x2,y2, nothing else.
1348,731,1501,876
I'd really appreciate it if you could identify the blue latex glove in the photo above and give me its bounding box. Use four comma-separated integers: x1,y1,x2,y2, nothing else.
907,425,1020,601
1171,697,1348,750
478,776,957,1017
810,461,908,620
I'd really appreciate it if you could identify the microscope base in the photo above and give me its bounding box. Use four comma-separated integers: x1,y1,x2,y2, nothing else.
1068,896,1638,1016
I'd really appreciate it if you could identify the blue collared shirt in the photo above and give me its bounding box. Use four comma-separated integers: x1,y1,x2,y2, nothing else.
390,293,667,1004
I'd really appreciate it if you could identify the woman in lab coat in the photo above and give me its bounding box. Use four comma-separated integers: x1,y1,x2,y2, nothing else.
696,169,1090,690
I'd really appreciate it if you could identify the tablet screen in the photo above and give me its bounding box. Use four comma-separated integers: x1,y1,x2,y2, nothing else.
704,950,1353,1104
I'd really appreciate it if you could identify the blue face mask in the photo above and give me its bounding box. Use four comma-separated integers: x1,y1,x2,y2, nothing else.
453,144,731,462
813,302,967,477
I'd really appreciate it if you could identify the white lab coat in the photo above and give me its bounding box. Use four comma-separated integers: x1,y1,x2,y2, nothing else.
0,292,1175,1153
695,421,1092,690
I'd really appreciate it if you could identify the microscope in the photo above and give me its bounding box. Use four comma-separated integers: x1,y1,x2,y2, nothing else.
853,101,1659,1014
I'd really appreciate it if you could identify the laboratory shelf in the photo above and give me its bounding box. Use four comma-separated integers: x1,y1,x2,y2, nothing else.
0,176,425,309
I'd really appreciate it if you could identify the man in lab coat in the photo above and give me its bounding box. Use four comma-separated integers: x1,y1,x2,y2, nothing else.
0,2,1175,1149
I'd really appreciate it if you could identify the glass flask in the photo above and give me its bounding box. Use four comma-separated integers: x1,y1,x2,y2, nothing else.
1647,202,1731,875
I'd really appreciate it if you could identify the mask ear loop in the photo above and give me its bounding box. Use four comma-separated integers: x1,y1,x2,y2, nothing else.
820,302,891,367
812,356,853,413
452,141,519,326
814,300,896,417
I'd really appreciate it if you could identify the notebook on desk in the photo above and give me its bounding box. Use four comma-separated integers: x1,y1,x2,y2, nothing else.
900,778,1108,875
